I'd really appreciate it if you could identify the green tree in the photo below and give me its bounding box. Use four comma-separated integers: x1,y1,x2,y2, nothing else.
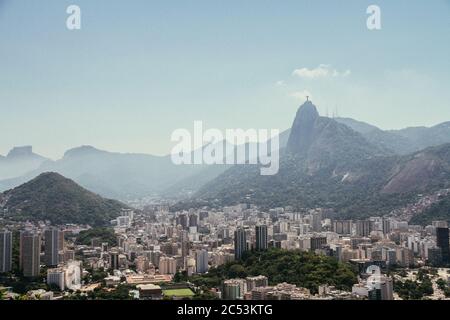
0,288,6,300
188,249,357,294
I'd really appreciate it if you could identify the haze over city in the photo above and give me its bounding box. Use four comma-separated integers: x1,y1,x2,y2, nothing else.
2,0,450,308
1,0,450,159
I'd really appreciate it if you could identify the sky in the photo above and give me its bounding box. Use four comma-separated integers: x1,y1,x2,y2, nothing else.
0,0,449,159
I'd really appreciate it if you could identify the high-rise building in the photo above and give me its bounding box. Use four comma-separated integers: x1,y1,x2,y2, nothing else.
180,230,189,258
255,225,268,251
44,228,60,266
158,256,177,275
356,220,372,237
58,230,65,252
371,249,383,261
311,211,322,232
382,218,391,235
310,236,327,251
117,236,125,249
160,242,178,256
116,216,130,228
333,220,352,235
396,247,414,267
234,227,247,260
136,256,150,273
189,214,198,228
0,230,12,273
176,214,188,229
63,250,75,263
387,249,397,266
47,268,65,290
432,221,448,228
436,227,449,264
20,231,41,277
195,249,209,274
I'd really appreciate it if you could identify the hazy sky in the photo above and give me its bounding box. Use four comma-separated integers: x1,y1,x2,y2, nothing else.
1,0,449,159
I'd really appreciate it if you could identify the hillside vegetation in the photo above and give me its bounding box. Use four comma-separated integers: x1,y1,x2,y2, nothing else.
187,249,357,294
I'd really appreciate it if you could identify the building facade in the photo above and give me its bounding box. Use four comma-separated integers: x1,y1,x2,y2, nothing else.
195,249,209,274
436,227,449,264
0,230,12,273
44,228,60,267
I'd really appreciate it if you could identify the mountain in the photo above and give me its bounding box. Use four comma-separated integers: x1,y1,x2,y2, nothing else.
334,118,450,155
393,122,450,151
381,144,450,194
40,146,186,199
286,101,321,154
165,130,291,197
0,172,128,226
0,146,50,180
193,101,450,220
162,164,232,198
410,193,450,226
0,128,292,201
1,113,448,203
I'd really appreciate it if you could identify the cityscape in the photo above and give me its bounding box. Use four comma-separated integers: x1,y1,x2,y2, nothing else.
1,0,450,305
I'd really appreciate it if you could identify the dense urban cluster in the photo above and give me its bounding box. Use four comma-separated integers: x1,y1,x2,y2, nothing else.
1,203,450,300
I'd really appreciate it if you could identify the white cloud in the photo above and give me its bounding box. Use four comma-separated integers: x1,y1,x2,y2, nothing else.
341,69,351,77
290,90,312,101
275,80,285,87
292,64,351,79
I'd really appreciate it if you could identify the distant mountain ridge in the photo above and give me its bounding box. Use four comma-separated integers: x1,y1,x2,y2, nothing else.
0,146,49,180
0,172,128,226
1,110,450,203
0,134,289,200
0,146,217,200
334,118,450,155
